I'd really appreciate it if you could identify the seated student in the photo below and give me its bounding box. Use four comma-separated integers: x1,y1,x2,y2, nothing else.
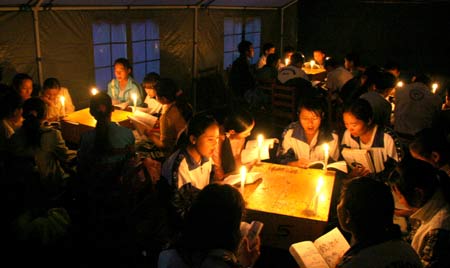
144,78,192,157
255,53,279,85
141,72,163,115
107,58,142,109
336,176,422,268
0,88,22,151
212,108,255,180
8,97,76,196
278,52,309,84
313,49,327,69
277,97,339,168
40,77,75,121
12,73,33,102
256,42,275,69
278,45,295,70
341,98,401,179
158,183,261,268
409,128,450,177
389,158,450,268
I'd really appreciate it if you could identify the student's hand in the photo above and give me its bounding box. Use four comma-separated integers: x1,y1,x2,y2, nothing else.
40,95,54,106
238,236,261,268
347,165,370,178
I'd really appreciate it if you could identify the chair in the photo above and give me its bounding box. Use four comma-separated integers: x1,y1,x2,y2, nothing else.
271,84,297,129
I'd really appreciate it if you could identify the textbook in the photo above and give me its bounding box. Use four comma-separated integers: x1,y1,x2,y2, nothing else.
241,138,279,164
223,172,263,186
127,110,158,136
289,227,350,268
307,160,348,173
341,148,385,173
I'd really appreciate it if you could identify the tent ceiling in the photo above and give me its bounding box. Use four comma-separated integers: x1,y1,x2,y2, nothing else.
0,0,295,8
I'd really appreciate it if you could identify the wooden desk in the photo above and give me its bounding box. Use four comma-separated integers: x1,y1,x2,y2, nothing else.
60,108,133,144
241,162,336,249
303,67,327,82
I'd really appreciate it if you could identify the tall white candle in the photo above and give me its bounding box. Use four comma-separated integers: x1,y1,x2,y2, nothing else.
131,93,137,112
284,58,290,66
240,166,247,194
59,95,65,117
91,87,98,95
396,81,403,88
257,134,264,164
432,83,438,94
323,143,329,171
310,60,315,69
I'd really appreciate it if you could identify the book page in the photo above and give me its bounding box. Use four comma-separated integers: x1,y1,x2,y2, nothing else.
128,111,158,136
341,148,375,173
289,241,329,268
245,138,279,150
313,227,350,268
114,102,129,110
223,172,263,186
307,160,348,173
241,147,270,163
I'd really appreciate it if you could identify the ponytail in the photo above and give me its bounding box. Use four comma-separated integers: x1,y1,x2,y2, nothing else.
89,92,113,154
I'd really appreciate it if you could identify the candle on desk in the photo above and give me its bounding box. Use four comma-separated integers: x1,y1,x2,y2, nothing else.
240,166,247,194
131,93,137,112
323,143,329,171
432,83,438,94
314,176,324,215
284,58,290,66
59,95,66,117
91,87,98,95
257,134,264,164
310,60,315,69
396,81,403,88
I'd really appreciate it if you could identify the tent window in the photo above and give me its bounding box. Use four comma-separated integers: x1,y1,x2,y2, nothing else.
223,17,261,69
92,20,160,90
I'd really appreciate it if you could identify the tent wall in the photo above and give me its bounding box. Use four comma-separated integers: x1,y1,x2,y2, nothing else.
0,6,295,108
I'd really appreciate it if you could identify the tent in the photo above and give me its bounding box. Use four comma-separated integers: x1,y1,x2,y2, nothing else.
0,0,298,109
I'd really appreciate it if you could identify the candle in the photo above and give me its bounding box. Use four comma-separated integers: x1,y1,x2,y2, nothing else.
131,93,137,112
284,58,290,66
257,134,264,164
310,60,315,69
323,143,329,171
59,95,65,117
240,166,247,194
432,83,438,94
91,87,98,95
396,81,403,88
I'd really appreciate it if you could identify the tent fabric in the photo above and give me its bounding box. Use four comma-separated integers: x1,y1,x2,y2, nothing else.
0,4,297,109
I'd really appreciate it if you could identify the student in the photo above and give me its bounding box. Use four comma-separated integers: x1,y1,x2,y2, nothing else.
212,108,255,180
341,98,401,179
141,72,163,115
278,52,309,84
144,78,192,157
40,77,75,121
161,113,219,191
278,45,295,70
336,177,422,268
256,42,275,69
389,158,450,268
12,73,33,102
277,97,339,168
107,58,142,109
8,97,76,196
158,183,261,268
0,88,22,150
228,40,256,99
255,53,280,85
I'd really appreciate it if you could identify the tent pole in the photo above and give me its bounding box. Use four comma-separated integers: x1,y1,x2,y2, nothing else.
192,6,199,112
32,0,44,86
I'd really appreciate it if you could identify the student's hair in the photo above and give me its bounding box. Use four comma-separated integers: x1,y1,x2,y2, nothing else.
341,176,400,238
114,58,132,72
344,52,360,67
283,46,295,54
412,73,431,86
266,53,280,66
262,42,275,53
374,71,396,94
388,157,450,207
186,113,219,141
12,73,32,92
238,40,253,55
0,88,22,120
42,77,61,91
21,97,47,148
290,52,305,65
180,183,245,253
297,96,333,141
155,78,193,122
142,72,160,88
343,98,374,127
89,92,114,154
223,108,254,133
409,128,449,167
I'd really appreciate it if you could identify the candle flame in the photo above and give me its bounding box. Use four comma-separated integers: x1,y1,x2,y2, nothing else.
284,58,290,66
257,134,264,148
310,60,315,68
91,88,98,95
396,81,403,88
131,93,137,102
432,83,438,94
323,143,329,154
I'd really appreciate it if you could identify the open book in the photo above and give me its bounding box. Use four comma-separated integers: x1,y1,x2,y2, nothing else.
114,102,129,110
241,138,279,164
341,148,385,173
128,110,158,136
307,160,348,173
223,172,263,186
289,227,350,268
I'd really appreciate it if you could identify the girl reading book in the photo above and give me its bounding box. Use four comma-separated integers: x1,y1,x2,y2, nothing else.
107,58,142,109
277,96,339,168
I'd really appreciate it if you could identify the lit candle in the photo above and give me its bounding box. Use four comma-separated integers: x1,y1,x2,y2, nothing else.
257,134,264,164
323,143,329,171
240,166,247,194
131,93,137,112
310,60,315,69
91,87,98,95
432,83,438,94
59,95,65,118
396,81,403,88
284,58,290,66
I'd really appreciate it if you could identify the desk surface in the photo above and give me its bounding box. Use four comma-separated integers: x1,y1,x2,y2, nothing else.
303,67,326,75
242,162,335,222
62,108,132,128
